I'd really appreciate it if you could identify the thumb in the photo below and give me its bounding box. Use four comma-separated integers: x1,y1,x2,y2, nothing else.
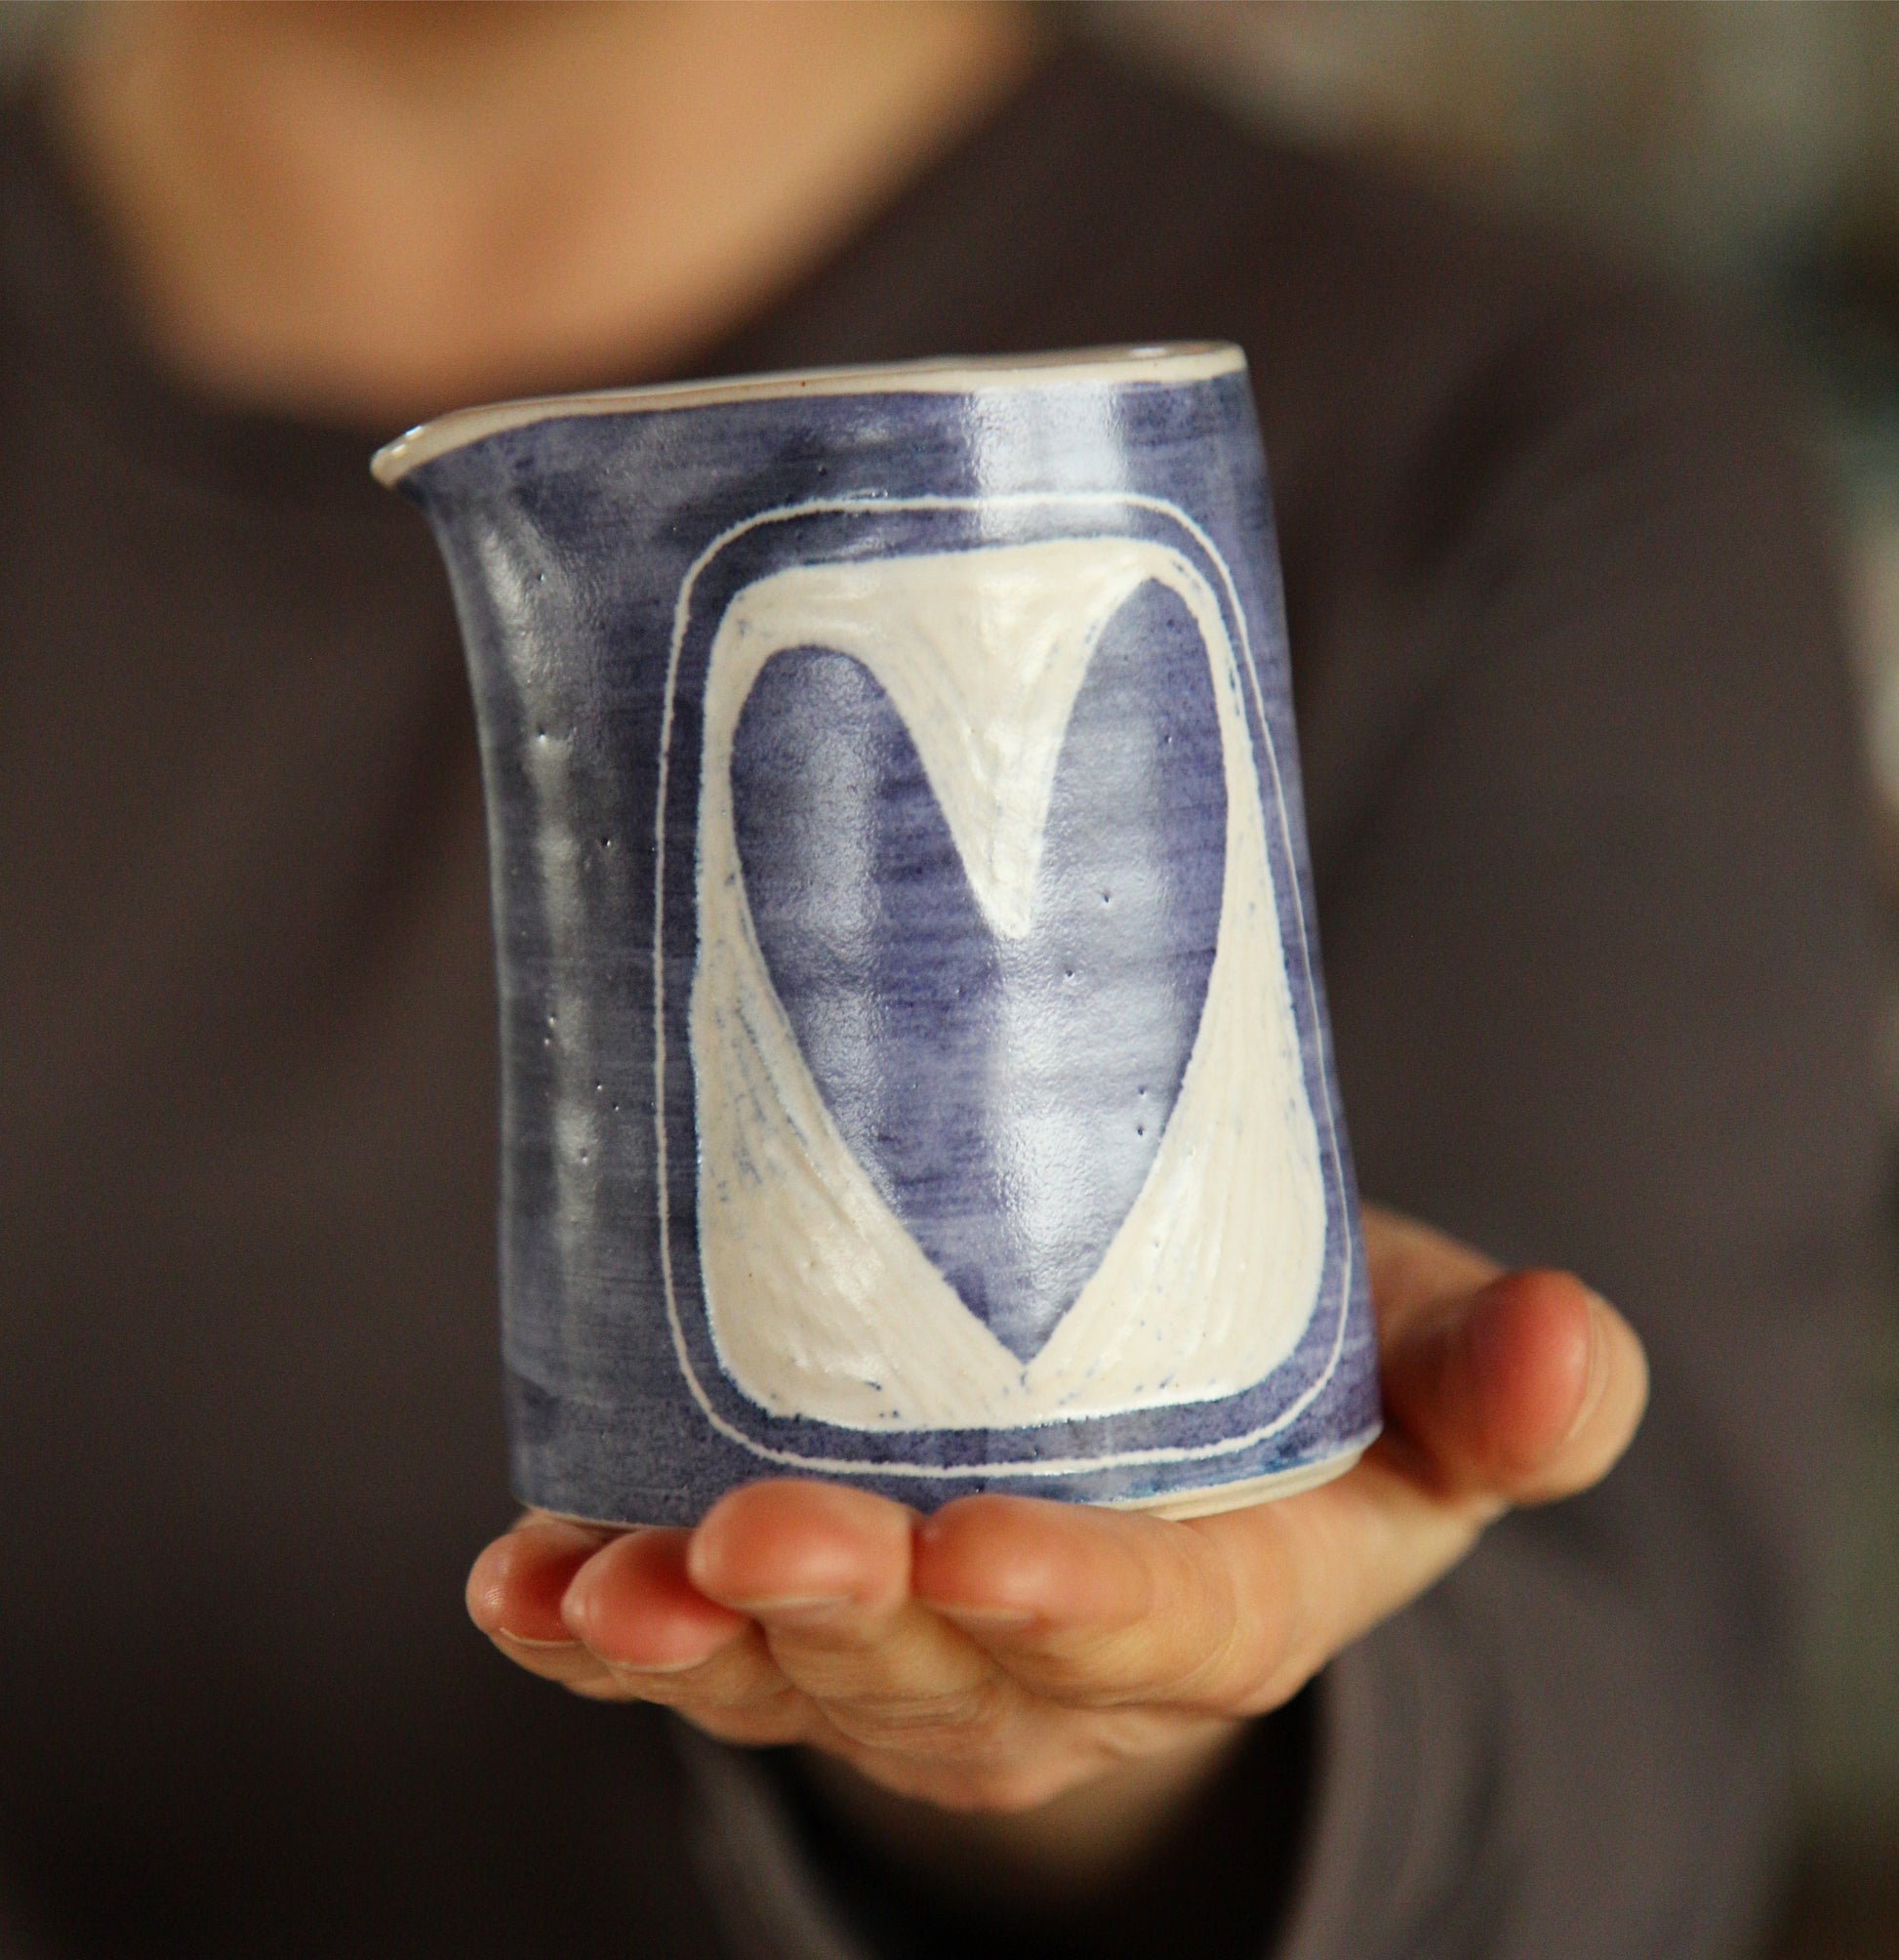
1377,1267,1649,1505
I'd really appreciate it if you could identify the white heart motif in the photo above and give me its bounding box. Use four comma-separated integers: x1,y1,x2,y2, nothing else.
690,535,1325,1431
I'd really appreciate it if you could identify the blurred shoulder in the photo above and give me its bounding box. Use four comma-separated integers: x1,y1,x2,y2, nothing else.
1052,49,1814,545
884,46,1823,592
1013,51,1855,856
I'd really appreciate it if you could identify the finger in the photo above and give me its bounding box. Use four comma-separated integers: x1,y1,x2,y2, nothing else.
914,1464,1492,1721
1174,1258,1646,1702
913,1271,1647,1718
560,1527,753,1671
557,1526,814,1738
1186,1258,1644,1701
1190,1450,1496,1705
465,1516,626,1696
466,1514,615,1644
1362,1207,1647,1496
1188,1315,1640,1712
489,1630,628,1699
915,1222,1648,1726
1360,1205,1501,1340
910,1493,1290,1713
1378,1266,1648,1504
687,1481,916,1622
688,1482,1015,1745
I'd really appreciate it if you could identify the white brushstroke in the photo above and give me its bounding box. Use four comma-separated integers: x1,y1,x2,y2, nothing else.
690,537,1325,1429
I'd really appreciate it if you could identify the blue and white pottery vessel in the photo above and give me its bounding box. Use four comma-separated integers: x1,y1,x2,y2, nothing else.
375,345,1378,1524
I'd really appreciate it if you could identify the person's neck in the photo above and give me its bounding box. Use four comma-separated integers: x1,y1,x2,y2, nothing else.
53,1,1043,426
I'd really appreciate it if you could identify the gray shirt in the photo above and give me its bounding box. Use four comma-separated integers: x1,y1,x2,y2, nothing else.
0,46,1881,1960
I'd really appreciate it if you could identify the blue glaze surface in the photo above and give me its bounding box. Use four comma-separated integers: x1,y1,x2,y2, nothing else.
387,349,1379,1524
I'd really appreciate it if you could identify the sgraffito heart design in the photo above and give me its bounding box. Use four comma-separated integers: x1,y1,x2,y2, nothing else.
729,580,1227,1364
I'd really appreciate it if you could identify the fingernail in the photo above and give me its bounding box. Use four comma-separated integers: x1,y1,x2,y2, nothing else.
1564,1294,1614,1444
604,1654,707,1677
496,1630,579,1650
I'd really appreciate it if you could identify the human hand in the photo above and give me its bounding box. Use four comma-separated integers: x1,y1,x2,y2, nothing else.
467,1208,1646,1826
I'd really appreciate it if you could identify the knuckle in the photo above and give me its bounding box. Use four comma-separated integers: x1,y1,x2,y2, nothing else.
820,1673,1017,1754
599,1666,707,1706
1175,1612,1273,1706
990,1630,1112,1702
1165,1552,1290,1711
606,1659,785,1714
760,1609,900,1666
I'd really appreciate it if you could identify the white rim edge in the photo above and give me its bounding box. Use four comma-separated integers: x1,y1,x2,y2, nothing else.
370,343,1247,486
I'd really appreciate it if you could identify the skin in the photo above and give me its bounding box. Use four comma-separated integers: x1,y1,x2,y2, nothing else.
469,1207,1647,1900
55,0,1650,1904
55,1,1045,422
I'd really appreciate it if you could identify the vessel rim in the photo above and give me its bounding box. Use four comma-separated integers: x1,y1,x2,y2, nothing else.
370,342,1247,485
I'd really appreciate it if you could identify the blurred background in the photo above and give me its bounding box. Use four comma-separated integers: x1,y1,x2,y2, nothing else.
1079,10,1899,1956
4,1,1891,1952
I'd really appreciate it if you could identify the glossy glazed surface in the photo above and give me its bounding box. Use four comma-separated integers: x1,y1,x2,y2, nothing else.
696,535,1324,1430
394,350,1377,1521
730,576,1225,1368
